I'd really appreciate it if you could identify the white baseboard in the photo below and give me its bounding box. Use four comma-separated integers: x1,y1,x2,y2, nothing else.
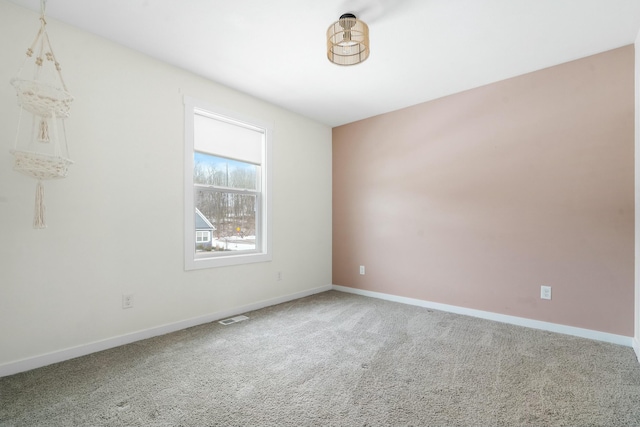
0,285,332,378
633,338,640,363
332,285,634,348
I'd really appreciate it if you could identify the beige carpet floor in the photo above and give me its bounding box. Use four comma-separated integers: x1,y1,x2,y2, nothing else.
1,290,639,426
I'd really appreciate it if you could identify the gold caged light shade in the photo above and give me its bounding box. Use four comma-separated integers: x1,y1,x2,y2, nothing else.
327,13,369,66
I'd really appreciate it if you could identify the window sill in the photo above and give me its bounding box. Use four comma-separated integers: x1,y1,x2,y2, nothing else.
185,251,272,270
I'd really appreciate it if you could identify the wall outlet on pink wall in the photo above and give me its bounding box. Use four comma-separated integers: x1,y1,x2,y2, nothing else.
541,286,552,300
359,266,365,275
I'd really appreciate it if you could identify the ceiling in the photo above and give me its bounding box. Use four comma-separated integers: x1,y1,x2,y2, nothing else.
8,0,640,127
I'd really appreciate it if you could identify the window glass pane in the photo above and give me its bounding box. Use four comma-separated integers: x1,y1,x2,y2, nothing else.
195,189,257,253
194,152,258,190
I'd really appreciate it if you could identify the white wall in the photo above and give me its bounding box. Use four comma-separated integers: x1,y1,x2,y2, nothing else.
0,0,332,372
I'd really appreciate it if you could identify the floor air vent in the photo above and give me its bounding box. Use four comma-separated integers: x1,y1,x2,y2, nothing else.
219,315,249,325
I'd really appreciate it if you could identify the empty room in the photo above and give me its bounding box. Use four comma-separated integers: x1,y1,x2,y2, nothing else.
1,0,640,425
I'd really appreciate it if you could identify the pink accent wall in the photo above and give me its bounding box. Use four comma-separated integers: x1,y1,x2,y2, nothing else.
333,46,635,336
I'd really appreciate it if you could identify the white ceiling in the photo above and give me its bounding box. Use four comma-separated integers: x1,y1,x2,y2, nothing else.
8,0,640,127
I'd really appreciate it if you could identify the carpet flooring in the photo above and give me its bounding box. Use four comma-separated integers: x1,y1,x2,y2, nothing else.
1,290,640,426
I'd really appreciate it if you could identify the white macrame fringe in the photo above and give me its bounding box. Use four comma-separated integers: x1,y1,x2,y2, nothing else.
33,180,46,229
38,118,49,142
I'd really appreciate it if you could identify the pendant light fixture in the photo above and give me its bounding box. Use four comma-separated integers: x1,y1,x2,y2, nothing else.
327,13,369,66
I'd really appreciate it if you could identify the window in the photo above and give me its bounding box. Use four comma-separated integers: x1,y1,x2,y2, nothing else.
184,97,272,270
196,231,211,243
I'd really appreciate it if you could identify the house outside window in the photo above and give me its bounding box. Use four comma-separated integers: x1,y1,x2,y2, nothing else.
195,207,214,252
184,97,272,270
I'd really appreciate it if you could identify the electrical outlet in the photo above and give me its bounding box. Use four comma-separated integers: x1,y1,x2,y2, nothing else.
540,286,552,300
359,265,365,275
122,293,134,309
276,271,283,281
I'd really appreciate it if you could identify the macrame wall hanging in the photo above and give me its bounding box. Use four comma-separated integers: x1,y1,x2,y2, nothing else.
10,0,73,229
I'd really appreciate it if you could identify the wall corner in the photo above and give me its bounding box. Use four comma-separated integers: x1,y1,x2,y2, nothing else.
635,30,640,357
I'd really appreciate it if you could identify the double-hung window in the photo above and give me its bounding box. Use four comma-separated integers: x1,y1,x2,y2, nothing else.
196,231,210,243
184,97,272,270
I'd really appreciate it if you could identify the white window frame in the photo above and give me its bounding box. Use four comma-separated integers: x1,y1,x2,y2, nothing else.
184,96,272,270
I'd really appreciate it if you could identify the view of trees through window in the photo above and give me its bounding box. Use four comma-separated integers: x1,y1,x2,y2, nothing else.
194,152,258,253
